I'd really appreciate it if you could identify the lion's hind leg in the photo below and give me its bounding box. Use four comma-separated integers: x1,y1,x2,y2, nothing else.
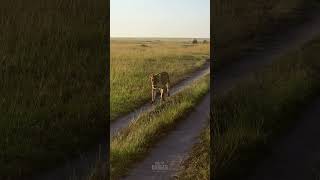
151,88,156,104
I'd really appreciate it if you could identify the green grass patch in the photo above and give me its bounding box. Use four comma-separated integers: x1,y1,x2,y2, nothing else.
0,0,107,178
110,75,210,179
110,39,209,120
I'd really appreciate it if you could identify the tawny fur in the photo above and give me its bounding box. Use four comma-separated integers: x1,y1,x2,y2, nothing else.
150,72,170,103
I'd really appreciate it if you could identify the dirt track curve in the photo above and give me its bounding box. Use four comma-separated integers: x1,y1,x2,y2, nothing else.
123,9,320,180
110,61,210,137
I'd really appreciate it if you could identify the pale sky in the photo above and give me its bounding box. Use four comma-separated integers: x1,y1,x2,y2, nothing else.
111,0,210,38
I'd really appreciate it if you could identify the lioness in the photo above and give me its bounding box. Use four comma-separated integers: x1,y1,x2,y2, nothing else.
150,72,170,103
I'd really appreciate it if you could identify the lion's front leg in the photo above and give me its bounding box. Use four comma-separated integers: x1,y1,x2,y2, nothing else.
151,88,155,103
160,88,165,101
166,83,170,97
151,87,154,104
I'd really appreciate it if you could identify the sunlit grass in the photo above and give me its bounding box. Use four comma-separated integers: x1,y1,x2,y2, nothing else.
110,39,209,120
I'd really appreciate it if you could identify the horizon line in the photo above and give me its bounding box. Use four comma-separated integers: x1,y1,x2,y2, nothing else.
110,36,210,39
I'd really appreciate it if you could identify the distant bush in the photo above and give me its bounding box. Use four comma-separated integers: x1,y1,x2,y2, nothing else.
192,39,198,44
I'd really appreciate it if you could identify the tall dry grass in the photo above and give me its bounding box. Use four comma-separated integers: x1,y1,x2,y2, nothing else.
110,39,209,120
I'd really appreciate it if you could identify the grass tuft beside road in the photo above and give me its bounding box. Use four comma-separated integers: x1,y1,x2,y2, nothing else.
110,75,210,179
178,127,210,180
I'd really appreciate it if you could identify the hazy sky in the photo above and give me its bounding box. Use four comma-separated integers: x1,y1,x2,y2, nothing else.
111,0,210,38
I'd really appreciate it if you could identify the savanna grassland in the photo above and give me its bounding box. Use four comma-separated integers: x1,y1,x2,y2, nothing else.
179,36,320,180
111,74,210,179
0,0,107,178
110,38,209,120
213,0,316,67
